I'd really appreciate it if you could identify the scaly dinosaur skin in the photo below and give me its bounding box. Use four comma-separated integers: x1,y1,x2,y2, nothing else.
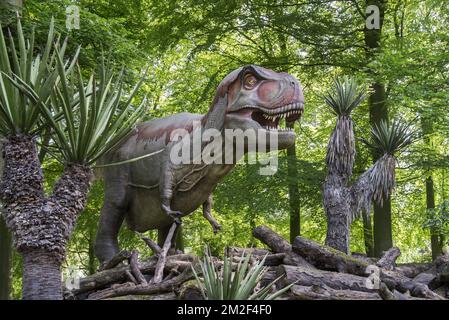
94,65,304,263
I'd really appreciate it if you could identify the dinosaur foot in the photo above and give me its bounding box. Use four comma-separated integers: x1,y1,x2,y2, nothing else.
98,250,131,272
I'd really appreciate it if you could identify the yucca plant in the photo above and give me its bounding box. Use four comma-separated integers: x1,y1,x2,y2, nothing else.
323,77,366,253
361,119,416,205
323,76,366,117
363,119,415,157
0,17,77,136
12,57,147,165
191,247,294,300
0,18,146,299
324,77,366,178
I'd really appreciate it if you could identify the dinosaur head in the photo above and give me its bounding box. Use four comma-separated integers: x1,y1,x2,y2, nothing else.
206,65,304,150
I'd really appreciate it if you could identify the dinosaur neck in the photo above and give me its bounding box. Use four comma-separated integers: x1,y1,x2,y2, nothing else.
202,94,227,132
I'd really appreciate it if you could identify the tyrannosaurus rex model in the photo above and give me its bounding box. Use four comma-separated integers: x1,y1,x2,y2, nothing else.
94,65,304,263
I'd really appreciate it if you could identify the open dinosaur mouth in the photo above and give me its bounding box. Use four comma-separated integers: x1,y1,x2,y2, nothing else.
232,101,304,132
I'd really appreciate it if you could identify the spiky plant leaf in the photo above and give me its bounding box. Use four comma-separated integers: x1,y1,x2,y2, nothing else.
323,77,366,117
362,119,416,156
351,120,415,222
12,55,148,165
191,247,294,300
0,17,74,136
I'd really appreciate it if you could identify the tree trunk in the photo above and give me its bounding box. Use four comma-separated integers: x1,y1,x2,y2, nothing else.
292,235,369,276
286,121,301,242
426,176,443,260
324,176,351,254
362,211,375,257
0,135,92,299
373,196,392,257
421,111,443,260
88,229,97,275
0,215,12,300
277,31,301,243
22,249,62,300
364,0,392,257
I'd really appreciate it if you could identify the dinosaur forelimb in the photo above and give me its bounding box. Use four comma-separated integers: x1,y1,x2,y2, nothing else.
203,194,221,233
161,198,183,224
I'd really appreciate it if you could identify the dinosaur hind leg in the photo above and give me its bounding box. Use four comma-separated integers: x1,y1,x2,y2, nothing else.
95,202,126,264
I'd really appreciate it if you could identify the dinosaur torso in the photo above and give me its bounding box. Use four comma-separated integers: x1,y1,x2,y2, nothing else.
112,113,234,231
95,64,304,263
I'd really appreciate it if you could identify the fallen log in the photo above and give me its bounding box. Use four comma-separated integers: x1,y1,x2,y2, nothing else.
253,226,314,268
381,269,445,300
351,253,377,265
74,254,195,295
290,284,381,300
376,247,401,271
413,267,439,289
87,268,194,300
278,265,373,293
292,236,369,276
136,232,161,255
226,247,270,256
434,253,449,283
396,263,433,278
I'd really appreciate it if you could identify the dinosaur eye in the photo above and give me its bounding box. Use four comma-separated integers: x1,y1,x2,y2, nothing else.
243,74,258,89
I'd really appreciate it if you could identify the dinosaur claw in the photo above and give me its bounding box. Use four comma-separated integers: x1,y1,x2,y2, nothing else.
172,216,182,225
162,204,184,223
212,224,222,234
167,210,183,224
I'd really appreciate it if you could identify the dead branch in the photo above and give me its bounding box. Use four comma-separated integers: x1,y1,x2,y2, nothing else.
152,222,178,284
130,250,147,285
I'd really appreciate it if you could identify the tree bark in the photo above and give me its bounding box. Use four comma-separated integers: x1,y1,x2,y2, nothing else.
279,265,373,292
0,215,12,300
252,225,314,268
88,229,97,275
324,175,351,254
292,236,369,276
376,247,400,270
22,249,62,300
362,212,375,257
421,99,443,260
277,32,301,243
373,196,392,257
395,263,433,278
0,135,92,299
290,284,381,300
426,174,443,259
